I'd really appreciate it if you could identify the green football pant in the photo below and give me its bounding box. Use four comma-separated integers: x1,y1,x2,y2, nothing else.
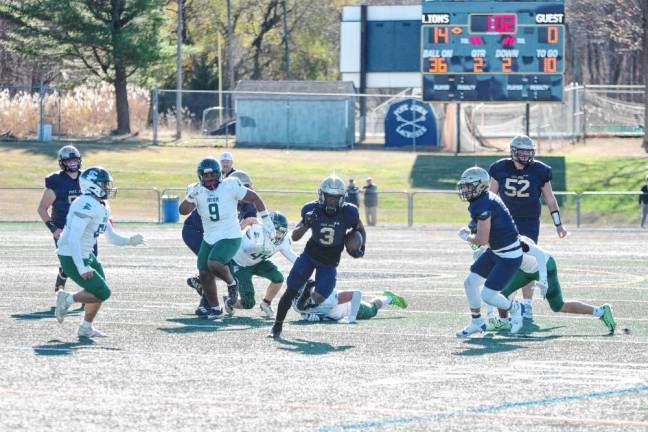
501,257,564,312
58,254,111,301
229,259,284,309
197,238,242,271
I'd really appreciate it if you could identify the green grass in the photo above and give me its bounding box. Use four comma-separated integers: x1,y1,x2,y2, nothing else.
1,141,646,224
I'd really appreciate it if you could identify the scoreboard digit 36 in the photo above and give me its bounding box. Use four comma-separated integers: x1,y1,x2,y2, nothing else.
421,0,565,102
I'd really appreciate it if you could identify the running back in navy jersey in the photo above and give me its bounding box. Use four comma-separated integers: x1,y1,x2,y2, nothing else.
302,200,361,266
488,159,552,219
468,192,519,250
45,171,82,227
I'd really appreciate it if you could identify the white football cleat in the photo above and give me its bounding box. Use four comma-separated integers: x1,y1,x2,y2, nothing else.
522,302,533,320
55,291,71,324
78,325,107,338
259,301,274,319
456,319,487,337
510,302,524,334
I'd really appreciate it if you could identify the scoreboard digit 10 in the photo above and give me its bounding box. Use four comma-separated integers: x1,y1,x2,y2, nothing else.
421,0,565,102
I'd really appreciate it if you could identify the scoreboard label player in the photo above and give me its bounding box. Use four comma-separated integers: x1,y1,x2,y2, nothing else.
421,0,565,102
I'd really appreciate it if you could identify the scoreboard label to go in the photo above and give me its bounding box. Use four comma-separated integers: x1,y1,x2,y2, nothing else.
421,0,565,103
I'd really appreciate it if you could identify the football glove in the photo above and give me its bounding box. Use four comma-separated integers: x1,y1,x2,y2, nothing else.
303,210,317,227
128,234,145,246
457,227,471,241
536,280,549,299
260,213,276,240
185,183,200,203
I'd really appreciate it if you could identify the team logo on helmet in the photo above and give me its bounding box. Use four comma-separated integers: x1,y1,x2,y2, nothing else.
318,175,346,215
197,157,221,190
57,145,82,172
510,135,536,166
457,167,490,202
80,166,115,199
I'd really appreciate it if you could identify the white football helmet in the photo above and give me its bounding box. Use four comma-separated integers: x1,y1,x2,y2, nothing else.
229,170,252,188
510,135,536,165
318,175,346,215
457,167,490,202
80,166,115,199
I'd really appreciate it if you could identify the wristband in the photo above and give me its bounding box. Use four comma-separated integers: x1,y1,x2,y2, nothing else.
551,210,562,226
259,210,269,218
45,221,59,233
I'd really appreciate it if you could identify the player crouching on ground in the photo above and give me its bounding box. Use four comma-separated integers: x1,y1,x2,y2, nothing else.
477,236,617,335
293,280,407,323
223,211,298,318
55,167,145,338
456,167,525,337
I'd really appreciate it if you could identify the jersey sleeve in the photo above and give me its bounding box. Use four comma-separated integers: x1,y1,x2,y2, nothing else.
469,198,491,220
487,162,498,180
45,173,57,190
542,164,553,184
344,205,361,229
230,179,248,201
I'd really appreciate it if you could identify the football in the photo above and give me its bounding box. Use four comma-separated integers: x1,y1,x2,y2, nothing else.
345,230,363,256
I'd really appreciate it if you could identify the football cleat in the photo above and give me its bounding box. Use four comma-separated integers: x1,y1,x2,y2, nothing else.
78,325,107,338
383,291,408,309
260,301,274,318
600,304,616,335
186,276,203,296
486,317,512,332
510,302,524,334
523,302,533,320
205,306,224,320
456,319,487,337
55,291,71,323
223,295,234,316
268,322,283,339
194,296,209,316
226,280,239,308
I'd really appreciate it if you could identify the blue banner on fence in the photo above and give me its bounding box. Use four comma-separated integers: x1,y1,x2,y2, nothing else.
385,99,438,148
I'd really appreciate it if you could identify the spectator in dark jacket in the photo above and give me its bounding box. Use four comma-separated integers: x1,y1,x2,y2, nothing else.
362,177,378,226
346,178,360,207
639,175,648,228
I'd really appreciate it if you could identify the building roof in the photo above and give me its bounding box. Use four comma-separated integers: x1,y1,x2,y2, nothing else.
234,80,356,95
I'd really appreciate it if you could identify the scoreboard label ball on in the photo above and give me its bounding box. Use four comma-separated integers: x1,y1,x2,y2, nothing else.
421,0,565,102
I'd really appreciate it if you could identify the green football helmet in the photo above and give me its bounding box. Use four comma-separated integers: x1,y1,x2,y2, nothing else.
270,211,288,245
80,166,115,199
197,157,221,190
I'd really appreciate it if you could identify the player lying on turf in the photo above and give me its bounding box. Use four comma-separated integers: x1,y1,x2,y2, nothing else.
269,175,366,339
180,158,276,320
456,166,525,337
219,211,298,318
55,167,145,338
470,236,617,335
293,281,407,323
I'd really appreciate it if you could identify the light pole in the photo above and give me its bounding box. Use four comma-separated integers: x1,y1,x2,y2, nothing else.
176,0,183,141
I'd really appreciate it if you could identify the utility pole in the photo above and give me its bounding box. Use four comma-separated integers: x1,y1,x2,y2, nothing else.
226,0,234,91
176,0,183,141
282,0,291,79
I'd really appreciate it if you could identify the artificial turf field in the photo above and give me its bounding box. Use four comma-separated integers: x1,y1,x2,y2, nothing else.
1,223,648,431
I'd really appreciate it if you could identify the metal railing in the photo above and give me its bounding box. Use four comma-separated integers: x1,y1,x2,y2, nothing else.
1,187,645,227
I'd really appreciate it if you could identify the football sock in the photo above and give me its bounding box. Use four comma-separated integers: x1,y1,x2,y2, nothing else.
80,320,92,328
379,295,392,306
65,293,75,307
471,313,482,320
592,307,604,317
262,299,272,306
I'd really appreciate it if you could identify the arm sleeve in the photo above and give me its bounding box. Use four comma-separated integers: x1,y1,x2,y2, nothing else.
527,243,548,284
66,213,92,274
279,238,299,263
104,222,130,246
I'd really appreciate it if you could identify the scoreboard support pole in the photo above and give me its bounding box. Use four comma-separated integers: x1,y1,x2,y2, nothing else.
525,103,531,136
456,103,461,154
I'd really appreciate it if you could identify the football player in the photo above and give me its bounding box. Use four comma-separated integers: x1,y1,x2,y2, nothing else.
221,211,297,318
179,158,275,320
456,167,525,336
183,170,257,297
37,145,93,292
478,237,617,335
54,167,145,338
269,175,366,339
294,282,407,323
488,135,567,319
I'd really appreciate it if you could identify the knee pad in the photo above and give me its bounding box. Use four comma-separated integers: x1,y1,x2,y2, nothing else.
463,272,484,310
481,287,511,310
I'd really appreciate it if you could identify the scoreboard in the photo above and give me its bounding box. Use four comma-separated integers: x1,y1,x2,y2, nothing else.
421,1,565,102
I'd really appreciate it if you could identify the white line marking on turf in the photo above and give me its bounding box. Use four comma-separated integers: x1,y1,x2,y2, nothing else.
472,413,648,427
